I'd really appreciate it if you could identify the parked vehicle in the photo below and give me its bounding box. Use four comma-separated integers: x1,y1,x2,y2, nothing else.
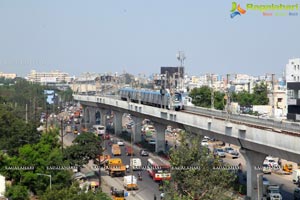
201,139,209,147
224,147,239,159
213,148,226,158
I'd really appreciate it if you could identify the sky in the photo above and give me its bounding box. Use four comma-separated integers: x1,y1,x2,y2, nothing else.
0,0,299,78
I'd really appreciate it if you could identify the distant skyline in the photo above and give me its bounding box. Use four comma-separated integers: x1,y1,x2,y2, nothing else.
0,0,299,78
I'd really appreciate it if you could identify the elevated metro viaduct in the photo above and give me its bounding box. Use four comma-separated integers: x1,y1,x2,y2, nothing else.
74,94,300,200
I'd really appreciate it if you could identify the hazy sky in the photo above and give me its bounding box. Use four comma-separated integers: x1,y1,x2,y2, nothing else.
0,0,299,77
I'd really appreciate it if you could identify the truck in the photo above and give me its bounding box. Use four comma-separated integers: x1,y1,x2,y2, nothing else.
107,158,126,177
262,184,282,200
293,169,300,184
112,144,121,156
111,188,125,200
123,175,138,190
130,158,142,171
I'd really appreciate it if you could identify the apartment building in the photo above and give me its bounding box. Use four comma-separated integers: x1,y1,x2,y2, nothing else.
0,72,17,79
285,58,300,121
27,70,69,84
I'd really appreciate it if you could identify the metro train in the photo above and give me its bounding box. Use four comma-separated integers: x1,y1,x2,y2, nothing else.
119,87,192,111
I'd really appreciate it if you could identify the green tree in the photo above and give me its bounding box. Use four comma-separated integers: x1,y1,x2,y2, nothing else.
64,133,103,167
40,183,111,200
5,185,30,200
164,131,236,199
189,86,225,110
252,82,269,105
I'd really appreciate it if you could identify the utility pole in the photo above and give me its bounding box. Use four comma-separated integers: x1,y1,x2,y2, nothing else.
25,104,28,123
210,74,214,109
60,119,64,155
226,74,231,121
271,73,275,118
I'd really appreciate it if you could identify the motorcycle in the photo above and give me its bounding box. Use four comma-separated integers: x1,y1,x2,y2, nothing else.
138,173,142,181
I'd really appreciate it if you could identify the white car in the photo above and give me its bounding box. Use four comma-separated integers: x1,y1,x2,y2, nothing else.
201,139,209,147
264,157,279,169
213,148,226,158
117,140,125,146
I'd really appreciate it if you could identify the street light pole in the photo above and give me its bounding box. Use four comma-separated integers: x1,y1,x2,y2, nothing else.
37,173,52,190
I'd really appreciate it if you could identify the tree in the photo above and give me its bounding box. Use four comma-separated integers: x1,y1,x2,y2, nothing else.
189,86,225,110
40,183,111,200
164,131,236,199
252,82,269,105
64,133,103,167
5,185,30,200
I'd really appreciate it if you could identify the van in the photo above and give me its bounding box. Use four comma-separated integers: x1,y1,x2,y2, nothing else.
92,125,106,136
130,158,142,171
293,169,300,183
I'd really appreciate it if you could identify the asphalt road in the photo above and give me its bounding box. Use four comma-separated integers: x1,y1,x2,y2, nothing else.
103,138,163,200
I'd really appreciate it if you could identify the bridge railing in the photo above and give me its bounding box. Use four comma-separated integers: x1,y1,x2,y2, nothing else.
73,95,300,134
184,106,300,133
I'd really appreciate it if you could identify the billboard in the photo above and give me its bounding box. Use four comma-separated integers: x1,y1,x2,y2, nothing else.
44,90,55,104
160,67,184,78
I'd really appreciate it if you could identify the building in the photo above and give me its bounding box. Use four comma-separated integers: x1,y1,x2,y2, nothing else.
0,72,17,79
27,70,70,84
285,58,300,121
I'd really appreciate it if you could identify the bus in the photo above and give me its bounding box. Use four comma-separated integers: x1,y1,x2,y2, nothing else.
92,125,106,136
147,158,171,181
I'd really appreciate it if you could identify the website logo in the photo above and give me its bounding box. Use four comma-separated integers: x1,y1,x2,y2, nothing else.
230,2,246,18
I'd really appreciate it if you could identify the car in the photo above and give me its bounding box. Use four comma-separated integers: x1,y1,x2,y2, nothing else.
213,148,226,158
294,187,300,200
140,149,149,156
263,156,279,169
201,139,209,147
262,164,272,174
224,147,239,158
263,177,270,185
148,139,156,145
117,140,124,146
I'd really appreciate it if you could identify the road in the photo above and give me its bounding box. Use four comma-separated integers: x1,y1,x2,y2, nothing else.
102,137,163,200
61,109,297,200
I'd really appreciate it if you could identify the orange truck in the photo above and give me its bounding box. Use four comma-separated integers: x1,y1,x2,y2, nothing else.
107,158,126,177
112,144,121,156
74,110,81,118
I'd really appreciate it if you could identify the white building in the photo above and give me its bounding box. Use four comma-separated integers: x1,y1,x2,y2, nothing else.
0,72,17,79
285,58,300,82
0,175,5,197
27,70,70,84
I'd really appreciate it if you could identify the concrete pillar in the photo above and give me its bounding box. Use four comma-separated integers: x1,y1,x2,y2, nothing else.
100,109,106,126
89,108,96,126
155,124,166,153
113,111,123,135
131,116,142,143
239,148,267,200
